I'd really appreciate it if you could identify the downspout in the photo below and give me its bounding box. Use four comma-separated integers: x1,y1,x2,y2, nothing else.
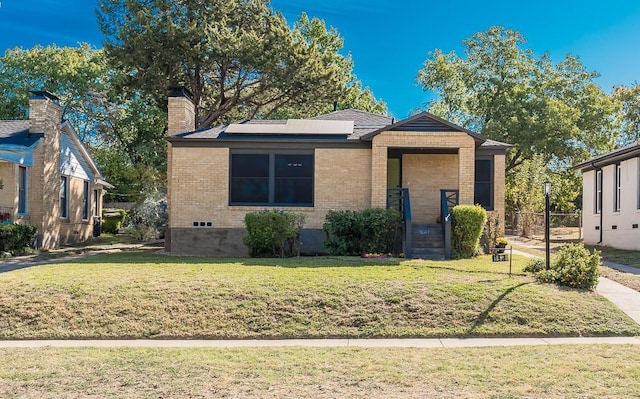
591,162,603,244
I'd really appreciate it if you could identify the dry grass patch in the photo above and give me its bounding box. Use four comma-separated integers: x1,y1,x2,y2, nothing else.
0,345,639,398
0,253,638,339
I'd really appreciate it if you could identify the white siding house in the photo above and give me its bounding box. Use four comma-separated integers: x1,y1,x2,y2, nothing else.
574,142,640,250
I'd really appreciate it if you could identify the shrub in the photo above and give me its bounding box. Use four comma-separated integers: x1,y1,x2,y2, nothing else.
552,244,600,290
125,195,168,241
451,205,487,258
483,211,501,251
528,244,600,290
523,259,545,273
0,224,37,255
243,210,305,257
323,208,401,256
102,209,126,234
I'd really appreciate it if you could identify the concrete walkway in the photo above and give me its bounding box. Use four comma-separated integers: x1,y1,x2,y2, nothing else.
0,337,638,349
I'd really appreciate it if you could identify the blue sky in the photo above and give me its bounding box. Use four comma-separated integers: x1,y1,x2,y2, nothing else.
1,0,639,118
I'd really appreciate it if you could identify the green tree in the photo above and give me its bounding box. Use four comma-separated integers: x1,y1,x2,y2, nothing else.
0,44,168,201
97,0,373,126
0,44,108,140
612,84,640,145
417,26,620,173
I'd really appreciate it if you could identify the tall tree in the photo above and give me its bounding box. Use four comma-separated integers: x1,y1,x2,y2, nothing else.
417,26,620,173
97,0,373,126
0,44,108,140
0,44,167,200
612,84,640,145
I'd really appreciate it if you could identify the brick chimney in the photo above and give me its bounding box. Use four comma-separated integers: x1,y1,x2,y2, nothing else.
167,86,196,135
28,90,62,249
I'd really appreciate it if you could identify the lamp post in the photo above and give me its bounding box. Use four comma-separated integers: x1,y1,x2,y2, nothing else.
543,181,552,270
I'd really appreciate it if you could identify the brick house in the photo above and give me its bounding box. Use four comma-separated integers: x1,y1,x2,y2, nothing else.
0,91,112,249
165,87,510,258
573,141,640,250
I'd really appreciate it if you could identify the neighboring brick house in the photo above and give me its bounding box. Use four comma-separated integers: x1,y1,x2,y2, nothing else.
0,91,112,249
573,141,640,250
165,87,510,257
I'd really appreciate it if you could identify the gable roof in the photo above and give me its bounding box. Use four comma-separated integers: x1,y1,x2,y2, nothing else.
360,111,486,145
572,140,640,172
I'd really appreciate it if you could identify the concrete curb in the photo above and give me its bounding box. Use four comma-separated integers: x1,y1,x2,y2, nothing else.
0,337,638,349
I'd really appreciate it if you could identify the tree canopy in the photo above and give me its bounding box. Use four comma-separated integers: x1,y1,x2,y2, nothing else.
612,84,640,145
417,26,620,173
97,0,386,126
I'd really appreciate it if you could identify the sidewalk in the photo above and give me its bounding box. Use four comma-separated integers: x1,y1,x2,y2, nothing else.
0,336,638,349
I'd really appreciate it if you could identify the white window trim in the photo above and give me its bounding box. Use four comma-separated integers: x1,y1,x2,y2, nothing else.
60,175,69,220
595,169,602,214
614,164,621,213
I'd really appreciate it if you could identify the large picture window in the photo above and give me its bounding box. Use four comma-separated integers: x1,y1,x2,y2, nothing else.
474,158,493,210
230,152,314,206
18,166,27,215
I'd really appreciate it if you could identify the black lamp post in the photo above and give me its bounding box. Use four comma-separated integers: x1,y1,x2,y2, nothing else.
543,181,552,270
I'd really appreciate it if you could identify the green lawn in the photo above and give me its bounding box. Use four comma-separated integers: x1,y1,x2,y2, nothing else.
0,252,637,339
1,345,639,398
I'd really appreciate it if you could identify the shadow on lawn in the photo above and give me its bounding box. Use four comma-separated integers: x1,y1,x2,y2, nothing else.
59,251,405,268
468,282,531,334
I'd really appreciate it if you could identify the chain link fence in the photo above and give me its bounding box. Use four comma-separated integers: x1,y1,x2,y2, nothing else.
506,211,582,241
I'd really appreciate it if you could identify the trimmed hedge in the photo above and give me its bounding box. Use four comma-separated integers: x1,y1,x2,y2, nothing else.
102,209,126,234
451,205,487,258
323,208,401,256
0,224,37,255
243,210,305,258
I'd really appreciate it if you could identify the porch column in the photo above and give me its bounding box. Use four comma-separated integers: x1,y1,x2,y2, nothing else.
371,142,388,208
458,146,475,205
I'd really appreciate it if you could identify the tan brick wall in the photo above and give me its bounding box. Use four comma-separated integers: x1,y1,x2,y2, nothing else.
59,176,94,244
403,154,459,223
167,96,196,135
169,147,372,230
0,162,17,212
28,97,62,249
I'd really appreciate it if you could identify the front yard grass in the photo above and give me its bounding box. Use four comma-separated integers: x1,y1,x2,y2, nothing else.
1,345,639,398
0,252,637,339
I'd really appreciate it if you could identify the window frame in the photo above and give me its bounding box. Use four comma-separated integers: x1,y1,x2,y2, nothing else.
595,169,602,214
614,163,621,212
18,166,28,215
82,181,90,221
229,150,314,207
60,176,69,219
94,189,100,217
473,157,494,211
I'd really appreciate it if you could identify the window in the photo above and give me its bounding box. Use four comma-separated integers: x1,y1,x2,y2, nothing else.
82,181,90,220
637,158,640,210
18,166,27,214
595,169,602,214
230,152,314,206
614,163,621,212
94,189,100,217
474,158,493,210
60,176,68,219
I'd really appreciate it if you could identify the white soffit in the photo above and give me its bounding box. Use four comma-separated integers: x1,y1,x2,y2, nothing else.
226,119,354,135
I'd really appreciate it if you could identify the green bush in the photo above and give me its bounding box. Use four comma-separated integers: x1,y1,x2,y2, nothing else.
243,210,305,257
523,259,545,273
102,209,126,234
323,208,401,255
451,205,487,258
125,195,168,241
552,244,601,290
528,244,600,290
0,224,37,255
